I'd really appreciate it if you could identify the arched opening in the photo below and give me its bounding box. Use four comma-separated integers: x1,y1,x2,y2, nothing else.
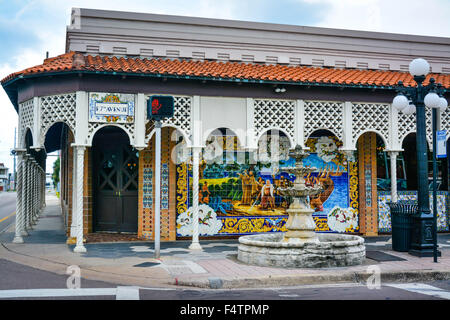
305,129,358,233
402,133,418,191
91,126,139,233
400,133,443,191
43,123,74,223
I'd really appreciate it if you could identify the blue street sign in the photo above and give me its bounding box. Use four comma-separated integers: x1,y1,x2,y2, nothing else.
436,130,447,159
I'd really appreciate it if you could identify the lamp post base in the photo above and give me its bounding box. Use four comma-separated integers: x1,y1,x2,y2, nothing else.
409,249,441,258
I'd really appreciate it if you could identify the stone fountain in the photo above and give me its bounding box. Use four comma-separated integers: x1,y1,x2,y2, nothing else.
237,145,366,268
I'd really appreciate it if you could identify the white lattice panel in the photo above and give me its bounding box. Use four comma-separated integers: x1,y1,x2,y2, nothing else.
425,108,432,147
254,99,295,143
161,96,192,137
39,93,76,145
398,112,416,147
304,100,344,141
441,109,450,139
398,108,432,150
352,103,390,147
19,99,34,147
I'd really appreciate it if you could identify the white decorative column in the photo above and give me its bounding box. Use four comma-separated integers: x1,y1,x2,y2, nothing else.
69,148,78,242
246,98,258,150
295,99,306,148
389,151,399,203
21,154,29,236
341,101,354,152
73,145,86,253
189,146,202,250
13,149,27,243
189,95,203,251
31,160,37,225
40,167,45,210
134,93,147,149
25,155,33,231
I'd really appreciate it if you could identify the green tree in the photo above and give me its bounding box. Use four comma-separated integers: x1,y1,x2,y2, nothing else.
52,157,60,188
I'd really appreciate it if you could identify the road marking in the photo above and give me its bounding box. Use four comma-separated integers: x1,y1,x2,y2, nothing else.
0,212,15,224
116,286,140,300
0,288,117,299
386,283,450,300
279,294,299,298
0,286,177,299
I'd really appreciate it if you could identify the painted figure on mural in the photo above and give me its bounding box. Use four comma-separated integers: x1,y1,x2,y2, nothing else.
248,170,259,200
199,181,211,204
238,170,252,205
259,180,275,210
309,165,343,212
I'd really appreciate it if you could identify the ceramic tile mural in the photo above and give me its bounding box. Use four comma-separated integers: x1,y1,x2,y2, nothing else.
161,163,169,209
143,168,153,209
175,135,359,237
378,191,449,232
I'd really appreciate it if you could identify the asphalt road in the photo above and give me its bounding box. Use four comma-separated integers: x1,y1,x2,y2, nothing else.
0,192,16,233
0,258,449,302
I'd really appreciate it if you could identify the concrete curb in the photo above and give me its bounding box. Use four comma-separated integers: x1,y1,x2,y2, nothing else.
173,270,450,289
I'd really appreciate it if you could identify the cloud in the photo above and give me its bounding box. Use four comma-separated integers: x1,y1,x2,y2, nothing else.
303,0,450,37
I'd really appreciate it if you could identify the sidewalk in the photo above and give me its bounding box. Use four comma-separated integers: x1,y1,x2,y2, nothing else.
1,194,449,289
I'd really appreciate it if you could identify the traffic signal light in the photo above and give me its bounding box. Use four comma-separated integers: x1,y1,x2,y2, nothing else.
147,95,174,121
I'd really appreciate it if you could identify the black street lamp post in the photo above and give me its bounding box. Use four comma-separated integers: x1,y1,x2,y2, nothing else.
392,58,448,258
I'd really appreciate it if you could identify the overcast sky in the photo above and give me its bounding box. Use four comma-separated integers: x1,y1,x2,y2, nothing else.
0,0,449,174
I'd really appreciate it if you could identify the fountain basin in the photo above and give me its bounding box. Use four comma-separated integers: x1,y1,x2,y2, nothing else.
238,233,365,268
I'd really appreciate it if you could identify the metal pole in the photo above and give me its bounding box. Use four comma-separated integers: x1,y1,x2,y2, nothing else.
409,76,433,257
432,108,438,262
154,121,161,259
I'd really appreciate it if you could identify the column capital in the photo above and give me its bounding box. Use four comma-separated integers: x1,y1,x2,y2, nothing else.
14,148,27,155
71,143,89,150
386,149,402,154
189,145,205,152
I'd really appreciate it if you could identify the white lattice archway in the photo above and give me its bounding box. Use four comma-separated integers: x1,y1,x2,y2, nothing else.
203,127,244,148
304,100,344,144
39,93,77,147
397,108,432,151
354,129,389,148
18,99,35,148
144,95,192,146
87,122,135,146
253,99,296,146
256,127,295,148
351,102,390,149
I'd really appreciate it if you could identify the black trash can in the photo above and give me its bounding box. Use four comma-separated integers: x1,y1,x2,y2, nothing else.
388,201,417,252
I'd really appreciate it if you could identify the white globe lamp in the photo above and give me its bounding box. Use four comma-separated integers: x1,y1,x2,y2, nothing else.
424,92,441,108
402,104,416,115
409,58,430,77
392,94,409,111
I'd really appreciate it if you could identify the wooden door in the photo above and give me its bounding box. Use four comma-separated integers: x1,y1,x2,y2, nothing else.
93,127,139,233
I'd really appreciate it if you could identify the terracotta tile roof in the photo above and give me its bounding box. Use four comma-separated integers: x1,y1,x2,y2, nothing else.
2,51,450,89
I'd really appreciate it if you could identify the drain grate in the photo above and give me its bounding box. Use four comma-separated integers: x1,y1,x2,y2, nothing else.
366,251,407,262
133,262,160,268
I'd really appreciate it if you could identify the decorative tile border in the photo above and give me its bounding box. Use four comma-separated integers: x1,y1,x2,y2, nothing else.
378,191,449,232
143,168,153,209
161,163,169,210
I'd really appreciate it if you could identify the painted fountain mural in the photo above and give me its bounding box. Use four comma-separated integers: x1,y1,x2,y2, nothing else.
237,144,366,268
